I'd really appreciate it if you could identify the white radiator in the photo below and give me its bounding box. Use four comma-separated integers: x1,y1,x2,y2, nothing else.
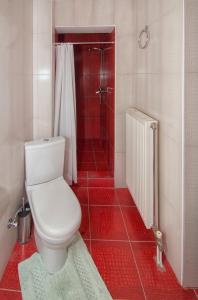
126,108,158,229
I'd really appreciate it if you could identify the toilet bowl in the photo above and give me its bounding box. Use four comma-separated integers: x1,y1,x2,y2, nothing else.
25,137,81,273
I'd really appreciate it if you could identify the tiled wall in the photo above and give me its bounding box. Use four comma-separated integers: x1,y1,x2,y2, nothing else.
75,43,101,140
33,0,54,139
102,32,115,174
0,0,33,279
183,0,198,287
54,0,136,186
134,0,183,284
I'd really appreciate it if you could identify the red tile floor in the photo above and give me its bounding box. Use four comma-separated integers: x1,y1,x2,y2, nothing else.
77,139,110,172
0,172,197,299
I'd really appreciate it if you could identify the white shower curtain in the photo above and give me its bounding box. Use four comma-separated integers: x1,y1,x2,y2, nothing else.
54,44,77,185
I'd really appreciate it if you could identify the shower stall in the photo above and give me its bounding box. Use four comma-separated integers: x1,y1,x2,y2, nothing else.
75,42,114,175
53,33,114,177
55,32,115,176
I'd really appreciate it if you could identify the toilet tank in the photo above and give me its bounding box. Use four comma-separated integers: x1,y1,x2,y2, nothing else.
25,137,65,186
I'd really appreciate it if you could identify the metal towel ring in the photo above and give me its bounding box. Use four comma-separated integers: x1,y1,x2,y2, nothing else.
138,25,150,49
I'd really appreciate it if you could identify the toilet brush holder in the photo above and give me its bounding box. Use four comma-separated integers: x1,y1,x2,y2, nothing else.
18,202,32,244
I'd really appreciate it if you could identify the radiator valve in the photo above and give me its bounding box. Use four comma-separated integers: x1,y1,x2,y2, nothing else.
153,228,165,271
155,230,164,251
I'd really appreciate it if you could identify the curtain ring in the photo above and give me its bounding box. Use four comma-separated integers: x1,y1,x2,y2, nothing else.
138,25,150,49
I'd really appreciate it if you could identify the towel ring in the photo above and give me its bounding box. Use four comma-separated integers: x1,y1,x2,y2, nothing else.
138,26,150,49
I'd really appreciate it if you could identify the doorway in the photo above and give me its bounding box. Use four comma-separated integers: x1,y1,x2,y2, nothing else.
55,28,115,177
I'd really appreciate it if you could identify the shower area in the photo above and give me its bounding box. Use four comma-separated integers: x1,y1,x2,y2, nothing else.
56,31,115,176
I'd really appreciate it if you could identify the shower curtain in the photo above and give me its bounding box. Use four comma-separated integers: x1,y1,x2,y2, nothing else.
54,44,77,185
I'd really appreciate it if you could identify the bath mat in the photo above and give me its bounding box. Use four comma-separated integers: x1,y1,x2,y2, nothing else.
18,234,112,300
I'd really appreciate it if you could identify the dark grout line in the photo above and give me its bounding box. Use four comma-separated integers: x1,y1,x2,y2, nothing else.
82,203,136,208
117,189,147,300
83,238,129,243
83,238,156,243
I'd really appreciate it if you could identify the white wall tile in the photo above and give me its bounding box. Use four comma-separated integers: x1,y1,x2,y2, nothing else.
74,0,94,26
37,0,52,34
115,152,126,187
55,0,75,27
114,0,136,37
116,35,135,75
33,0,38,33
91,0,115,25
116,74,134,114
37,33,51,75
37,75,52,137
0,0,33,279
185,0,198,72
160,7,183,74
115,114,125,153
33,0,53,139
183,145,198,286
185,73,198,146
183,0,198,286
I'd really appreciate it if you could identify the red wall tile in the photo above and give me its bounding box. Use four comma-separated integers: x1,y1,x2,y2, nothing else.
57,32,115,175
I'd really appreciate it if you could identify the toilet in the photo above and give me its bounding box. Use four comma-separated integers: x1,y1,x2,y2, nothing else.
25,136,81,273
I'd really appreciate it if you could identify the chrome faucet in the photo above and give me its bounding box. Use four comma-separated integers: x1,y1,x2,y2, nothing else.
96,87,107,95
96,87,114,95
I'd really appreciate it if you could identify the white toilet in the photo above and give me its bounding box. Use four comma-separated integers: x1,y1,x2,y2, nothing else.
25,136,81,273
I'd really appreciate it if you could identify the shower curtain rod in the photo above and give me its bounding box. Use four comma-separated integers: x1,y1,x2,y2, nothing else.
54,41,114,45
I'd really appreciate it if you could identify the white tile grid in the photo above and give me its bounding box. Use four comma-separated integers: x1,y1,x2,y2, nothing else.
33,0,53,139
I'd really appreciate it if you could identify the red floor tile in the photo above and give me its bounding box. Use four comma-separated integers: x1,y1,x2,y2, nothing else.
72,187,88,205
116,188,135,206
79,205,90,239
9,239,36,263
122,207,154,241
91,241,145,299
88,178,114,188
0,290,22,300
132,242,197,300
90,206,128,240
89,188,119,205
0,260,20,290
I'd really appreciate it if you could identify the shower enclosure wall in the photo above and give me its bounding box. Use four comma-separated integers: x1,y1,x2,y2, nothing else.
56,33,115,175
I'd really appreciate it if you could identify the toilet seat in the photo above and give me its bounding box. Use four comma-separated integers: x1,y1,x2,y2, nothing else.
26,177,81,245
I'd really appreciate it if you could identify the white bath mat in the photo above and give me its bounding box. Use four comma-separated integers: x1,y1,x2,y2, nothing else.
18,234,112,300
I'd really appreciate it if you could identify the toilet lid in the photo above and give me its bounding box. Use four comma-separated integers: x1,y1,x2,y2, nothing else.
30,177,81,241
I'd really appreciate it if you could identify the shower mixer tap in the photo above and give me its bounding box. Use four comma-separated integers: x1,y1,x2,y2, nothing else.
96,87,107,95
